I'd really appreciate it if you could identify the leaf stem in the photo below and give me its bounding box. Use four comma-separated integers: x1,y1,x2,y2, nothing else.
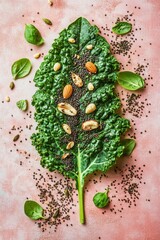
78,181,85,224
77,147,85,224
105,187,110,194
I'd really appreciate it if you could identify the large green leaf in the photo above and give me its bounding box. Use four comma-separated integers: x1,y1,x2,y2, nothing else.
31,17,130,224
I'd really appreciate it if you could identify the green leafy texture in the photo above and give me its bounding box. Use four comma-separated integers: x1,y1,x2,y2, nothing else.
24,200,45,220
118,71,145,90
31,17,130,224
93,188,110,208
112,21,132,35
16,100,28,111
42,18,52,25
121,138,136,156
11,58,32,80
24,24,44,46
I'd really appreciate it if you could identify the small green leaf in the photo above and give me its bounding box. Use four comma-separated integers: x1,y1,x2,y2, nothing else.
11,58,32,80
42,18,52,25
24,24,44,46
122,139,136,156
93,188,110,208
16,100,28,111
24,200,45,220
117,71,145,90
112,21,132,35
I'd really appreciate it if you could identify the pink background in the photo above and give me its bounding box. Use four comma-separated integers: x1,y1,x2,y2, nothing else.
0,0,160,239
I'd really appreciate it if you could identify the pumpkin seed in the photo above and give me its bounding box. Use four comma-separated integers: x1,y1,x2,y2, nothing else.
9,82,15,90
13,134,20,142
42,18,52,25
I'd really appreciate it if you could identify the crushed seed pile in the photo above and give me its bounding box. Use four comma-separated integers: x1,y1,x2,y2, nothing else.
31,171,76,232
121,93,151,118
108,162,147,216
86,159,150,218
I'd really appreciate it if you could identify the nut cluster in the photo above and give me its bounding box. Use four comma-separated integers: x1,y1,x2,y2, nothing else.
55,48,99,158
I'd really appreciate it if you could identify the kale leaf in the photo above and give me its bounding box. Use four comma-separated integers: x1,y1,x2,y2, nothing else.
31,17,130,223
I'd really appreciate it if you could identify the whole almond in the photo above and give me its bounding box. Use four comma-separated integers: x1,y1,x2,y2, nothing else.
82,120,99,131
68,38,76,43
66,141,74,150
85,103,96,114
85,62,97,74
86,44,93,50
62,153,70,159
62,124,72,134
58,103,77,116
71,72,83,87
87,82,94,91
53,62,61,71
63,84,73,99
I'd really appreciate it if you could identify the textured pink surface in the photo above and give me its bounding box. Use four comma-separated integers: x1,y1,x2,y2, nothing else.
0,0,160,239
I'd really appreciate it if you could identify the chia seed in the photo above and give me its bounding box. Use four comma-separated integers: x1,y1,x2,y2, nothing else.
32,171,76,232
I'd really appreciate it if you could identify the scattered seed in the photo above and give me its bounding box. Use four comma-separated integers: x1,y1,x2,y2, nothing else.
64,188,69,198
48,0,53,6
5,96,10,102
13,134,20,142
53,209,60,219
9,82,15,90
42,18,52,25
34,53,41,59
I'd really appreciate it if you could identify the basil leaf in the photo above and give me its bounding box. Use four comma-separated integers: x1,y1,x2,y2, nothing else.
121,139,136,155
11,58,32,80
112,22,132,35
93,188,110,208
117,71,145,90
24,24,44,46
16,100,28,111
24,200,45,220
